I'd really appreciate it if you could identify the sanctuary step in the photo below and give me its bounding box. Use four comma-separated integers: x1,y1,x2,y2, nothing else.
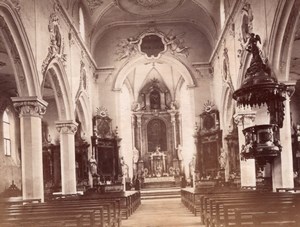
140,187,181,200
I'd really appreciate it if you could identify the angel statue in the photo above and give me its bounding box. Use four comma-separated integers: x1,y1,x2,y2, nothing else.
164,30,189,57
115,36,139,61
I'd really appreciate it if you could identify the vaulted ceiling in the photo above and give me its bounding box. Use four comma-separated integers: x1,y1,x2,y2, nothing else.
75,0,221,53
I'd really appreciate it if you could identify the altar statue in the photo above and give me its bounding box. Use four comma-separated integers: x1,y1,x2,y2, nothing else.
133,147,139,164
176,144,183,161
120,157,129,178
155,145,162,154
88,154,98,177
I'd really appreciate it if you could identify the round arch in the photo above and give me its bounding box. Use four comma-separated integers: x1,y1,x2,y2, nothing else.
113,55,196,92
42,59,74,120
220,86,235,134
269,1,300,80
0,2,40,97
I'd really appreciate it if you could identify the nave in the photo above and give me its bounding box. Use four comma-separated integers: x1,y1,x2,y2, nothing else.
122,198,202,227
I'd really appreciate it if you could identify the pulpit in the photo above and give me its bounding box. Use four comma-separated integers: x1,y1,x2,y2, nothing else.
150,150,167,177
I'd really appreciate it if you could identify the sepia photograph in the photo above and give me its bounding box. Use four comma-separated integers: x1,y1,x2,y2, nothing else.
0,0,300,226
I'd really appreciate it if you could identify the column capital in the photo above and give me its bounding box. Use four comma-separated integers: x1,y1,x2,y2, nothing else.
11,96,48,118
233,111,256,127
56,120,78,134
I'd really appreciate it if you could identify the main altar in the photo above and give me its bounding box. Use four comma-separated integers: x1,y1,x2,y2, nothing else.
130,78,183,188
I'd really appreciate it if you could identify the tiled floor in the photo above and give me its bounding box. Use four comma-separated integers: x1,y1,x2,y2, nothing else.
122,198,204,227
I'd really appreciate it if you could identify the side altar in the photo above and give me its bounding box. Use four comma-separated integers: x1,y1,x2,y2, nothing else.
88,107,123,193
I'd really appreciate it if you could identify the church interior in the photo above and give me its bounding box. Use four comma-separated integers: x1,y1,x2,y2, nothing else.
1,0,300,226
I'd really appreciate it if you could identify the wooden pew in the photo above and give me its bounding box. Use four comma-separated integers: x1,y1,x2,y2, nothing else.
202,192,300,227
2,213,83,227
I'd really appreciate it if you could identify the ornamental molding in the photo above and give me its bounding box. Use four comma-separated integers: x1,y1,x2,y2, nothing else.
115,0,183,16
41,2,67,75
222,48,235,92
86,0,103,14
11,97,48,118
75,61,88,100
1,0,21,13
56,120,78,134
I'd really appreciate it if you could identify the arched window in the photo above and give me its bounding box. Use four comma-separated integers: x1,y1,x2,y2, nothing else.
3,109,11,156
79,7,85,41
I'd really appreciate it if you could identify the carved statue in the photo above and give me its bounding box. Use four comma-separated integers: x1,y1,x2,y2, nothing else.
88,154,98,177
218,148,227,169
131,102,141,112
115,37,139,61
155,145,162,154
176,144,183,161
133,147,139,163
164,31,189,57
120,157,129,178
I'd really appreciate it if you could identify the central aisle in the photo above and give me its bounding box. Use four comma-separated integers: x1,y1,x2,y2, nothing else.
122,198,203,227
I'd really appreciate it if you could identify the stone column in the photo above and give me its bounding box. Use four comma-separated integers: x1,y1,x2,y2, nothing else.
234,111,256,188
56,120,78,195
12,97,48,202
273,85,295,190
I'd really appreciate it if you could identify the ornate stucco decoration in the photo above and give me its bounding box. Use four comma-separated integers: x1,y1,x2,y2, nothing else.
115,28,189,61
115,0,183,16
41,3,67,75
75,61,88,100
237,1,253,67
135,0,165,8
222,48,234,92
86,0,103,14
2,0,21,12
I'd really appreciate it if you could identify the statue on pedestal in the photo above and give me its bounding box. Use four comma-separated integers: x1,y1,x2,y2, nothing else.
88,154,99,177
